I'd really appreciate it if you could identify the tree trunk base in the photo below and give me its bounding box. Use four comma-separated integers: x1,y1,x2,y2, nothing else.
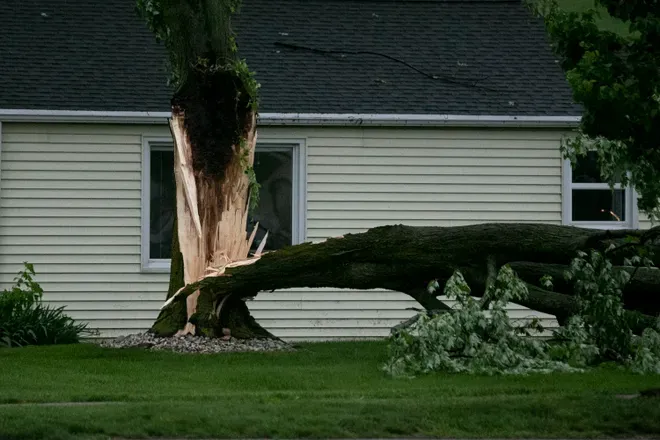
149,301,187,337
218,296,277,339
149,292,275,340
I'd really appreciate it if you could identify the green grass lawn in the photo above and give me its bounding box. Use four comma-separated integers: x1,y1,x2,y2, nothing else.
1,341,660,440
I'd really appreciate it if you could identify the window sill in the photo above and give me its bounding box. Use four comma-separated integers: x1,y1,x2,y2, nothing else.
568,222,635,230
142,259,171,273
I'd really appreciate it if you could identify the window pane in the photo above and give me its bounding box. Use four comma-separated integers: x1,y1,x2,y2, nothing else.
247,150,293,253
572,189,626,222
148,146,294,261
572,151,621,183
150,149,176,259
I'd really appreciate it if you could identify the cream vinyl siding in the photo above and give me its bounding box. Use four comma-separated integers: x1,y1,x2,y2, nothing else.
0,123,170,338
639,212,655,230
0,123,565,339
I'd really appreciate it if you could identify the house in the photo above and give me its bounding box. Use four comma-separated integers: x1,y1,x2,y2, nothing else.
0,0,648,340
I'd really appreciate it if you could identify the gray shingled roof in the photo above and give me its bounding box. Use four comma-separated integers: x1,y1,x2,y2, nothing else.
0,0,581,116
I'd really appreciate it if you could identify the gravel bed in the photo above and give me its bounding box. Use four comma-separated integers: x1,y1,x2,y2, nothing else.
97,332,295,354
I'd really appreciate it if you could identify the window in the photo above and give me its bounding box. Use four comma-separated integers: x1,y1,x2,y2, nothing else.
142,138,305,271
563,151,637,229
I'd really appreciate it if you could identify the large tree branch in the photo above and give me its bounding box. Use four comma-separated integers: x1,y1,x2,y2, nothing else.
171,223,631,298
510,262,660,316
157,223,660,336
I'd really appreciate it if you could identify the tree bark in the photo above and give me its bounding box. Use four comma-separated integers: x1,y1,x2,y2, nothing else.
509,262,660,316
148,68,274,340
169,111,259,337
157,223,659,336
149,215,187,336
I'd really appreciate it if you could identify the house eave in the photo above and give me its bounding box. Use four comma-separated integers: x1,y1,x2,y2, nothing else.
0,110,172,124
259,113,582,128
0,109,582,127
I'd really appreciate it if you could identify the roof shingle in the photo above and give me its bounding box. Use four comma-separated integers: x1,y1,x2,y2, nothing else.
0,0,581,116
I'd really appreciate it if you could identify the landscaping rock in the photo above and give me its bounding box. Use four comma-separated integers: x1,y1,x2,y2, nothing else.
97,332,294,354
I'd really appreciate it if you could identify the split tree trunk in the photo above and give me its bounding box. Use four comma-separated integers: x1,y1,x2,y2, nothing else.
158,223,660,336
169,111,259,337
148,69,275,340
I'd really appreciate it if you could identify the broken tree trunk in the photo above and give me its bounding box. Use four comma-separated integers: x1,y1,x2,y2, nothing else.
148,68,275,340
135,0,273,339
169,111,258,337
158,223,660,336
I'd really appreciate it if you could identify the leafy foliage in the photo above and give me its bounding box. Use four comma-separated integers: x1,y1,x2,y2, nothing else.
550,247,660,372
384,250,660,377
630,325,660,374
382,266,579,377
530,0,660,219
239,137,261,212
135,0,247,89
566,249,634,358
0,263,93,348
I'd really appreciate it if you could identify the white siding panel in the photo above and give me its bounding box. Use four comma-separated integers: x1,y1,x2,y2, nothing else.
308,190,561,202
308,156,559,167
1,207,140,217
1,236,139,245
309,183,561,195
2,199,139,209
1,179,140,190
309,165,560,176
1,254,140,264
639,212,656,230
309,201,560,212
0,217,139,227
0,245,140,255
2,188,140,199
0,123,565,340
1,170,140,181
0,226,138,236
2,161,140,172
310,146,561,158
3,143,142,154
3,152,140,162
0,123,171,341
301,126,564,337
308,174,559,185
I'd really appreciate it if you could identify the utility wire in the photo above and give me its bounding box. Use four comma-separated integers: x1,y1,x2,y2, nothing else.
274,41,499,92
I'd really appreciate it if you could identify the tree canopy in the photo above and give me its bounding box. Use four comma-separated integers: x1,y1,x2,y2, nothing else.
532,0,660,219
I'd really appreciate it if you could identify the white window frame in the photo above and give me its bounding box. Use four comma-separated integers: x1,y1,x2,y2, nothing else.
141,136,307,272
562,158,638,229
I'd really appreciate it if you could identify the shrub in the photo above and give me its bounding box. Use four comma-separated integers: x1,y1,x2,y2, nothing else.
0,262,92,348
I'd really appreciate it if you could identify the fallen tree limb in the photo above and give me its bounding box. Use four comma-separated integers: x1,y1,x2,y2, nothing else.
510,262,660,316
466,278,656,334
151,223,660,337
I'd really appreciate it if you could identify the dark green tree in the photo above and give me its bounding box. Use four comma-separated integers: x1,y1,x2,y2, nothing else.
531,0,660,219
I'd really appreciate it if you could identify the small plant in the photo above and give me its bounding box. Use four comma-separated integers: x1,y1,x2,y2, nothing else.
239,137,261,212
0,262,93,348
